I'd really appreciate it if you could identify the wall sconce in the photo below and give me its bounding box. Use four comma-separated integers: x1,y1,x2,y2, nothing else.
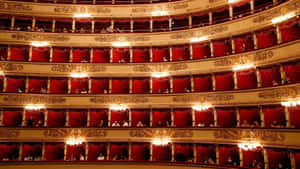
151,10,168,16
272,12,295,24
281,100,300,107
66,137,85,145
152,137,171,146
190,36,208,43
112,41,130,47
74,13,92,18
110,104,128,111
151,72,169,78
24,104,45,110
31,41,50,47
192,104,212,111
238,141,262,151
233,63,255,71
70,72,88,78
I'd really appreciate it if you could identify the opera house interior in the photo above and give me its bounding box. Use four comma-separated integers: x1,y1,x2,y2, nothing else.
0,0,299,169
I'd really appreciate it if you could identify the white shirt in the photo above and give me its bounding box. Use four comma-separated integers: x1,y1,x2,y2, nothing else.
123,122,129,127
97,156,105,160
112,122,120,127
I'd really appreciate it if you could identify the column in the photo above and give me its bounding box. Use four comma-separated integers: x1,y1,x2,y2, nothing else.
239,148,243,166
87,109,91,127
150,109,153,127
189,44,193,60
129,47,133,63
130,19,133,33
253,32,258,50
25,77,29,93
44,109,48,127
256,69,262,88
49,47,53,62
64,143,67,160
7,46,11,61
2,76,7,92
212,73,216,91
47,77,51,94
229,5,233,20
150,77,153,93
260,106,264,127
107,143,111,160
290,152,296,169
169,17,172,31
188,15,192,29
109,78,112,93
69,48,73,63
128,143,132,160
216,145,219,164
263,149,268,169
276,25,282,44
210,41,214,57
171,108,174,126
193,144,197,162
0,108,3,126
90,48,94,63
150,143,153,161
285,106,290,128
28,46,33,62
190,75,194,92
192,109,195,126
88,78,92,94
233,71,238,90
171,144,175,161
231,38,235,54
32,17,36,30
279,64,285,85
93,0,96,4
19,143,23,160
129,109,132,127
108,109,111,126
68,77,71,94
213,108,217,126
85,143,89,160
236,107,240,127
42,142,46,160
72,18,75,33
110,48,113,63
209,11,213,25
170,76,173,93
91,19,95,33
150,18,153,32
250,0,254,14
52,19,56,33
10,16,15,30
111,20,114,31
169,47,173,62
149,47,153,62
65,109,69,127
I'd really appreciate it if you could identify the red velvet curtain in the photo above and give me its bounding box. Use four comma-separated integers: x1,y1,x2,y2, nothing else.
68,110,87,127
237,69,257,89
152,47,169,62
219,145,239,165
263,106,286,128
2,109,23,127
196,144,216,163
45,143,64,160
283,62,300,84
47,109,66,127
70,78,88,94
91,78,109,94
131,143,150,161
239,107,260,126
195,109,214,127
295,151,300,169
52,47,70,63
267,149,290,169
242,150,264,167
66,144,85,160
212,7,230,24
6,76,26,93
152,77,170,94
152,144,171,161
111,78,129,94
49,77,68,94
31,47,50,62
132,78,150,94
110,110,129,126
0,143,19,161
72,48,90,63
259,66,281,87
152,109,171,127
234,34,254,53
192,42,211,59
172,46,190,61
256,28,277,49
10,46,29,61
90,109,108,127
213,39,232,57
131,109,150,127
25,110,45,126
133,19,150,32
173,76,191,93
192,12,209,28
174,143,193,161
216,108,237,127
215,72,234,91
0,45,8,60
279,18,300,43
93,48,110,63
288,106,300,128
174,109,192,127
88,143,107,160
22,143,42,160
109,143,128,159
132,48,150,63
113,48,129,63
172,16,189,30
28,77,48,93
193,75,212,92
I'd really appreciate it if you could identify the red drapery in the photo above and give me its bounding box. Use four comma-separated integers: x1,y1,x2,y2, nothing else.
260,66,281,87
111,79,129,94
193,75,212,92
68,110,87,127
49,77,68,94
52,47,70,63
109,143,128,160
113,48,129,63
283,62,300,84
132,48,150,63
213,39,232,57
2,109,23,127
25,110,44,126
6,76,26,93
212,7,230,24
267,149,290,169
110,110,129,126
22,143,42,159
234,34,254,53
173,76,191,93
88,143,107,160
72,48,90,63
0,45,7,60
237,69,257,89
28,77,47,93
216,108,236,127
173,109,192,127
10,46,29,61
70,78,88,94
239,107,260,126
288,106,300,128
93,48,110,63
0,143,19,160
66,144,85,160
152,77,170,94
31,47,50,62
89,109,108,127
45,143,64,160
131,143,150,161
91,78,109,94
263,106,286,128
132,78,150,94
152,109,171,127
152,144,171,161
195,109,214,127
279,18,300,43
131,109,150,127
196,144,216,163
174,144,193,161
242,150,264,167
152,47,169,62
219,145,239,165
295,151,300,169
215,72,234,91
172,46,190,61
256,28,277,49
47,109,66,127
192,42,211,59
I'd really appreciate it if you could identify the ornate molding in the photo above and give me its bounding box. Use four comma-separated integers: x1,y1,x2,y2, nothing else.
90,96,149,104
0,129,19,137
172,94,234,103
51,64,106,73
44,128,106,138
0,2,33,11
129,129,193,138
11,32,70,42
0,62,23,71
3,95,66,104
258,86,300,99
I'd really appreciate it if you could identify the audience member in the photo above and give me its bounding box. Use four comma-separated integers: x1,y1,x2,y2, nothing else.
122,120,129,127
97,153,105,160
136,121,144,127
197,121,205,127
175,150,185,162
112,121,120,127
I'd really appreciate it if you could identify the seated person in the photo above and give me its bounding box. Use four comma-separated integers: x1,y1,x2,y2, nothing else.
241,120,250,127
35,120,43,127
285,77,291,84
197,121,205,127
34,155,41,161
106,25,113,33
112,154,119,160
40,88,46,94
99,120,105,127
17,88,23,93
119,155,127,160
81,89,88,94
97,153,105,160
272,80,279,86
26,116,34,127
103,89,108,94
136,121,144,127
122,120,129,127
250,160,258,168
209,123,215,127
27,26,32,31
81,58,89,63
119,58,125,63
227,157,235,166
175,150,185,162
276,163,288,169
252,121,260,127
271,121,281,128
163,56,168,62
24,155,33,161
166,121,171,127
156,121,164,127
63,28,69,33
112,121,120,127
79,154,85,160
185,88,190,93
164,89,169,94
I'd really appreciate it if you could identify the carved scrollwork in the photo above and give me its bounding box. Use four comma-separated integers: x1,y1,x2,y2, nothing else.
0,129,19,137
258,86,299,99
90,96,148,104
44,129,107,138
51,64,106,72
3,95,66,104
173,94,234,102
130,129,193,138
11,33,69,41
0,2,33,11
0,63,23,71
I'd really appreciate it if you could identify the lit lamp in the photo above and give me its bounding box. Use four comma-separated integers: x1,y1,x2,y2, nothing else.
151,72,169,78
112,41,130,47
110,104,128,111
74,13,92,18
70,72,88,78
152,137,171,146
192,104,212,111
238,141,262,151
281,100,300,107
66,137,85,145
232,63,255,71
31,41,50,47
190,36,208,43
24,104,45,110
271,12,295,24
151,10,168,16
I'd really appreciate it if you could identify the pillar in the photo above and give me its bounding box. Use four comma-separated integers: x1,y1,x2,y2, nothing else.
260,106,264,127
256,69,262,88
285,106,290,128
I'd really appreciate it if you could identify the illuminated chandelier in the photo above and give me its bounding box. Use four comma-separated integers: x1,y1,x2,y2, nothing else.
238,141,262,151
152,137,171,146
66,137,85,145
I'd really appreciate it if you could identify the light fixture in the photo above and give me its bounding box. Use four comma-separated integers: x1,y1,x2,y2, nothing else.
66,137,85,145
110,104,128,111
25,104,45,110
281,100,300,107
232,63,255,71
152,137,171,146
70,72,88,78
31,41,50,47
238,141,262,151
0,70,4,76
271,12,295,24
74,13,92,18
151,10,168,16
112,41,130,47
151,72,169,78
228,0,243,4
192,104,212,111
190,36,208,43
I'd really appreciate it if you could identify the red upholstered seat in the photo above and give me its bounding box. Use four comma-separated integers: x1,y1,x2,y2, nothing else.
87,143,107,160
152,145,171,161
131,143,150,161
256,28,277,49
133,19,150,33
28,77,48,93
110,110,129,126
195,109,214,127
152,17,169,32
6,76,26,93
66,144,85,160
259,66,281,87
174,109,192,127
10,46,29,61
72,48,90,63
52,47,70,63
113,48,130,63
267,149,290,169
89,109,108,127
172,15,189,31
68,110,87,127
234,34,254,53
152,109,171,127
2,109,23,127
173,76,191,93
22,143,42,160
93,48,110,63
279,18,300,43
192,42,211,59
109,143,128,160
191,12,209,28
152,77,170,94
172,45,190,61
132,48,150,63
0,143,19,161
215,72,234,91
193,75,212,92
295,151,300,169
283,62,300,84
216,108,237,127
237,69,257,89
152,47,169,62
47,109,66,127
263,106,286,128
212,7,230,24
70,78,88,94
31,47,50,62
45,143,64,161
91,78,109,94
196,144,216,163
132,78,150,94
49,77,68,94
213,39,232,57
242,150,264,167
219,145,240,165
111,78,129,94
174,144,194,161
